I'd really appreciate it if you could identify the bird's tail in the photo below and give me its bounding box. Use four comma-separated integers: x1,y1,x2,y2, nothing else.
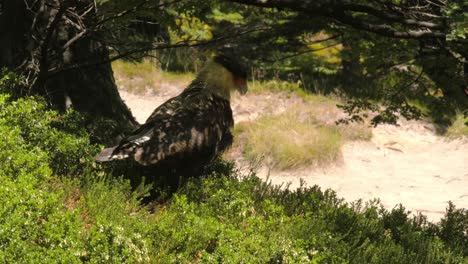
95,147,118,162
95,141,138,162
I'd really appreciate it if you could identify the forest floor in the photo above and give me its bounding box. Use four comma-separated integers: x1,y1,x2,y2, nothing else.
118,83,467,222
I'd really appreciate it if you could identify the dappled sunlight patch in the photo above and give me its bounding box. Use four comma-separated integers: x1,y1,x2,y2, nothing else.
308,42,342,65
112,60,194,94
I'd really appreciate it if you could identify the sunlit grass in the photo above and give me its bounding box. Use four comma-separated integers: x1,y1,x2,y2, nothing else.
112,60,194,94
237,106,342,170
248,79,308,97
234,81,372,170
304,95,372,141
308,42,342,64
446,112,468,138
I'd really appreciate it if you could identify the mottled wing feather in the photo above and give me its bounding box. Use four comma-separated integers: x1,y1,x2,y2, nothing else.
112,84,202,152
144,82,203,124
134,94,233,166
111,82,233,167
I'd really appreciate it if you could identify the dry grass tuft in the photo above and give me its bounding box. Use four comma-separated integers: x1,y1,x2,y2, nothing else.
233,81,373,170
446,113,468,139
337,123,373,141
236,105,343,170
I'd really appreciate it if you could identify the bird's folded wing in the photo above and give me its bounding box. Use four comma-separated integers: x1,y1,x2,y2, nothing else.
112,94,232,166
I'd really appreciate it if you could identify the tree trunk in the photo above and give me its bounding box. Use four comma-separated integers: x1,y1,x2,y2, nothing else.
44,41,138,129
0,0,138,137
340,36,364,97
0,1,29,68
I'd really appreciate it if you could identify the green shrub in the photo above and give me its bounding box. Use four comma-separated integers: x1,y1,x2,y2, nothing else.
0,68,26,98
438,202,468,256
0,71,466,263
0,175,84,263
0,112,84,262
0,90,151,262
145,173,467,263
0,95,99,177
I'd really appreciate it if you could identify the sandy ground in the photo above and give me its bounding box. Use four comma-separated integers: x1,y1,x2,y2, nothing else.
119,86,468,222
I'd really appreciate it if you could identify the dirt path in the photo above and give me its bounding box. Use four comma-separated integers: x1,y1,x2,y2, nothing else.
119,87,468,222
253,122,467,222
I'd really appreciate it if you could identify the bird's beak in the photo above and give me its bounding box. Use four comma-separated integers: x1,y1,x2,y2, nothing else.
235,78,248,95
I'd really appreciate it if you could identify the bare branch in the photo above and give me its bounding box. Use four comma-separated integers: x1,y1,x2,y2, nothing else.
80,3,95,18
61,29,87,52
341,3,443,29
95,0,182,27
332,10,446,40
47,27,269,78
95,0,150,27
224,0,450,40
34,1,68,90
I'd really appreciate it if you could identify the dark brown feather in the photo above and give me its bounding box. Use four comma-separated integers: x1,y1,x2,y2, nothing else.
100,79,234,172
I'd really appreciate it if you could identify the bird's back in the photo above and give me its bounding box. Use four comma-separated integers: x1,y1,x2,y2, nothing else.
97,79,234,172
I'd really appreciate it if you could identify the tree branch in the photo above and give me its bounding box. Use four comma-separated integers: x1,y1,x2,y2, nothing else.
332,10,446,39
35,1,68,91
341,3,443,29
224,0,450,40
95,0,183,27
47,27,269,77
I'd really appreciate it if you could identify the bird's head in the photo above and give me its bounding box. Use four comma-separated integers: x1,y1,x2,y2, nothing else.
198,54,248,100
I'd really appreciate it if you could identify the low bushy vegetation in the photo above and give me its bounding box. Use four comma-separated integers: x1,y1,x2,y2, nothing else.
1,72,467,263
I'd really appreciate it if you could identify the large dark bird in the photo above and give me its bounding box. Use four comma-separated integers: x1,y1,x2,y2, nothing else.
95,55,248,173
